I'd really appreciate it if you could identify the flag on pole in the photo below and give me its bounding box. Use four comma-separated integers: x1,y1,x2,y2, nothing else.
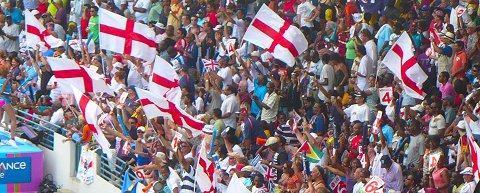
25,10,64,50
71,86,112,153
382,32,428,99
98,8,156,62
46,57,114,96
135,88,204,136
195,137,216,193
464,116,480,182
243,4,308,66
296,141,324,163
149,56,181,106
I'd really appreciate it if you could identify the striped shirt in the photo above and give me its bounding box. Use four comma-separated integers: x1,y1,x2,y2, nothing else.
275,124,298,145
180,165,195,193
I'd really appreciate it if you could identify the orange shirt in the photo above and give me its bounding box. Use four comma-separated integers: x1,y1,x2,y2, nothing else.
452,50,467,79
81,124,93,143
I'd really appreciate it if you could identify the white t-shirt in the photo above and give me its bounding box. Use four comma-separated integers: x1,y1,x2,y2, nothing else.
357,55,373,91
220,94,239,128
217,67,233,89
166,167,182,192
344,103,370,123
371,147,389,178
365,40,378,69
460,181,477,193
134,0,151,23
296,1,315,27
317,64,334,101
428,114,446,136
47,76,61,102
352,182,365,193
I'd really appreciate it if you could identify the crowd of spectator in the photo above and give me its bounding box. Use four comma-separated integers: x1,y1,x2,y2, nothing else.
1,0,480,192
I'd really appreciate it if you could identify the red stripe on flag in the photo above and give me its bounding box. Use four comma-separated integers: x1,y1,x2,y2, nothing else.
251,20,298,56
151,73,179,89
78,95,99,135
26,24,51,48
138,98,204,130
99,19,157,55
53,67,94,92
392,44,424,96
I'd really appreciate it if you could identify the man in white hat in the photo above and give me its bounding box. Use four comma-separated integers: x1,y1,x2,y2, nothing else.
260,136,288,186
154,22,166,44
459,167,477,193
432,31,455,74
248,50,267,79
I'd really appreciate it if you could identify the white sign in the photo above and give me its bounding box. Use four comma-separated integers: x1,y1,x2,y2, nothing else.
171,131,183,152
379,87,393,105
119,92,129,104
226,39,236,56
428,152,441,171
372,111,383,135
362,176,384,193
76,145,95,185
135,169,146,180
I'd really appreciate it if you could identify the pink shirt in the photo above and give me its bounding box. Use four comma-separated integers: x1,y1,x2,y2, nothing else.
439,82,455,99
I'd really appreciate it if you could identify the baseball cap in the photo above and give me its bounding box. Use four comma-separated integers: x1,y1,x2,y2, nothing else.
155,22,166,29
354,92,367,98
241,165,255,172
154,152,167,163
137,126,146,133
460,167,473,175
457,120,466,130
410,104,424,112
265,137,279,146
235,164,245,172
213,25,223,31
380,155,393,168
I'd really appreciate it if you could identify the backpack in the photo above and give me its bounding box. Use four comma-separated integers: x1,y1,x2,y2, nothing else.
38,174,58,193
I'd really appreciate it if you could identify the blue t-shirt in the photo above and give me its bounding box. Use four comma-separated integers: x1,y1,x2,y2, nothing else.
377,26,393,55
250,80,267,116
370,124,394,145
441,45,453,57
5,8,23,24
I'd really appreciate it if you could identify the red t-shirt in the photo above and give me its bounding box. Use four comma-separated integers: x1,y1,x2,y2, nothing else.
349,135,362,158
207,12,218,27
80,17,89,38
38,2,48,15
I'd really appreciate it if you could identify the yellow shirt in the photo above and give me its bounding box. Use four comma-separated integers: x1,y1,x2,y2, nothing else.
47,0,68,17
167,3,183,31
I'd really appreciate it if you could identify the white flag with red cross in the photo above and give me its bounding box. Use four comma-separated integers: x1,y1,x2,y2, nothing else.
243,4,308,66
71,86,111,153
25,10,64,51
46,57,114,96
135,88,204,136
382,32,427,99
195,137,216,193
465,116,480,182
148,56,181,106
98,8,157,63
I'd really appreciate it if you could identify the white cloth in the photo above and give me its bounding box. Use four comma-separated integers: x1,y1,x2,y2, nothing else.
217,67,233,89
365,40,378,71
317,64,334,101
460,181,476,193
50,108,64,126
428,114,446,136
3,24,19,53
220,94,239,128
134,0,151,23
357,55,373,91
344,103,370,123
166,167,182,191
296,1,315,27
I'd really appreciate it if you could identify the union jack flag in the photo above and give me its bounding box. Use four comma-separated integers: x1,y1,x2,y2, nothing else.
202,59,220,72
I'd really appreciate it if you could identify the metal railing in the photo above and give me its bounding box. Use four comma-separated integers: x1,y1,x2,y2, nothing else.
98,154,138,188
15,108,138,189
15,109,67,150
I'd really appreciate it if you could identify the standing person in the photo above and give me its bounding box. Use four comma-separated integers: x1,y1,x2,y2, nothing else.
220,85,239,128
2,15,19,55
260,137,288,187
296,0,319,28
133,0,151,23
429,155,449,193
381,155,404,192
451,41,468,80
253,82,280,135
354,45,373,91
360,29,378,74
0,65,17,147
428,102,446,137
87,6,100,44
